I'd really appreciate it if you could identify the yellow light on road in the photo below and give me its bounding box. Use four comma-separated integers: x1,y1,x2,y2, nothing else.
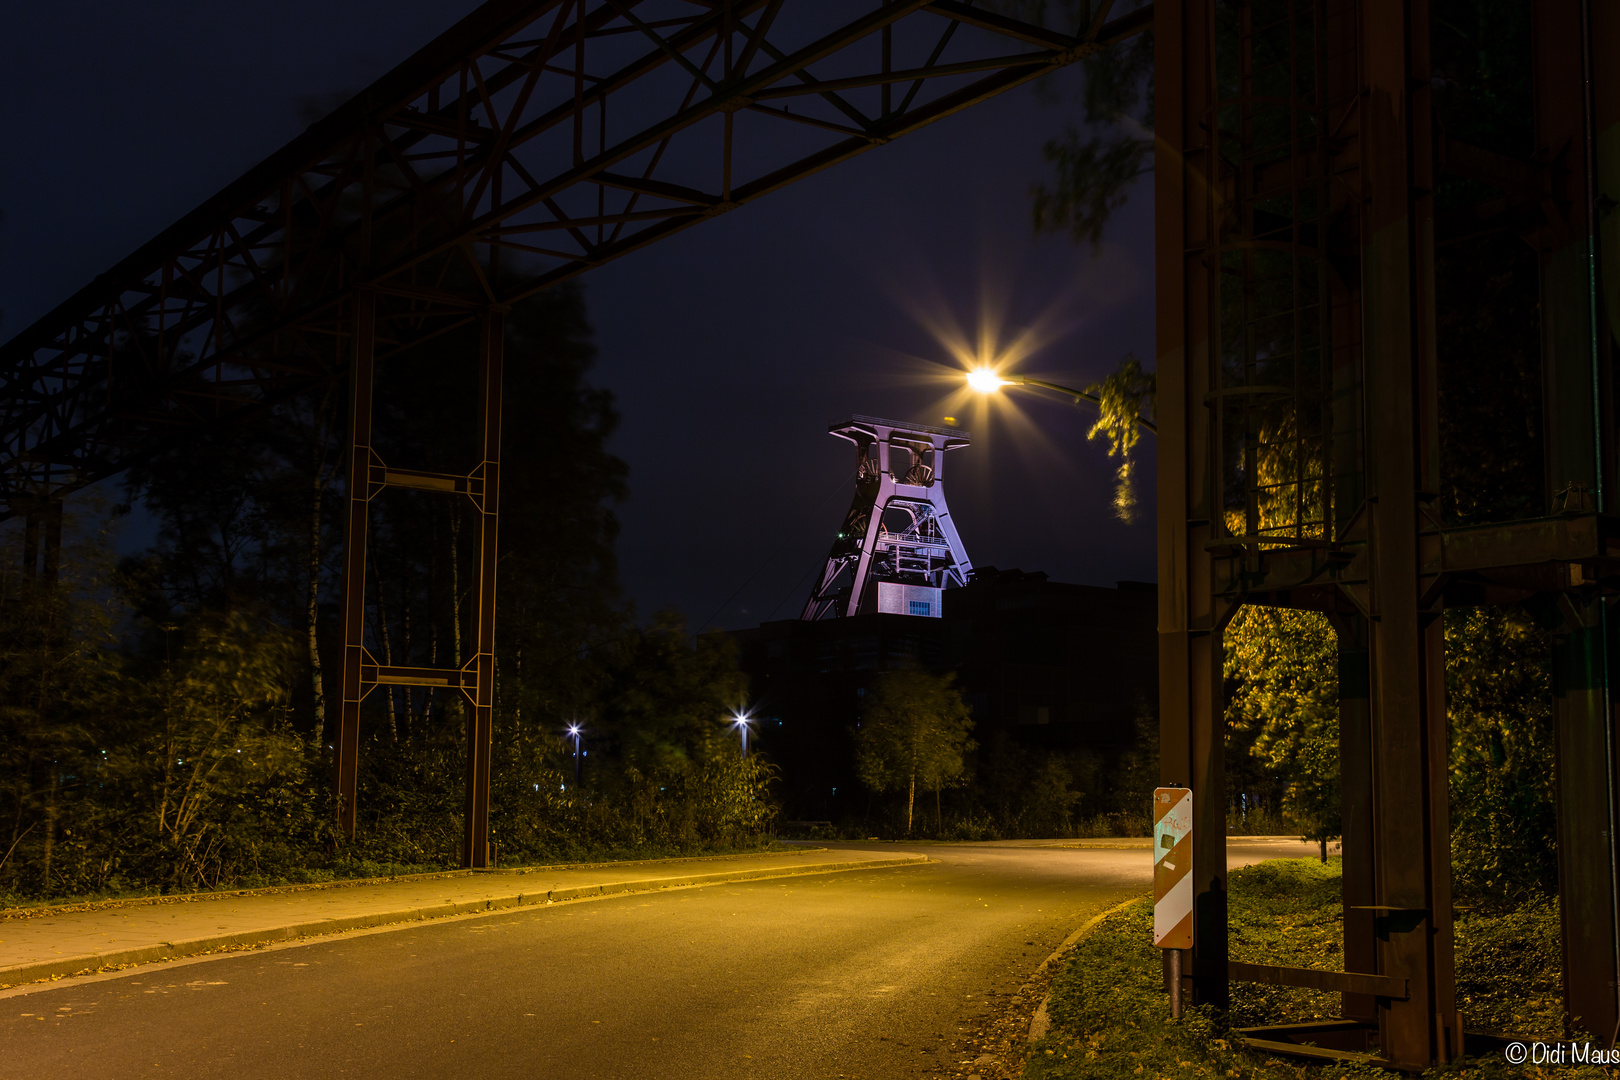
966,369,1005,394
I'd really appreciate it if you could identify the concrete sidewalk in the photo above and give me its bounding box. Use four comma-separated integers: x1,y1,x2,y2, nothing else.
0,847,925,988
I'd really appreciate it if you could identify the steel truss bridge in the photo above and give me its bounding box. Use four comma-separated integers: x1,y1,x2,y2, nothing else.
4,0,1619,1071
0,0,1148,867
0,0,1146,514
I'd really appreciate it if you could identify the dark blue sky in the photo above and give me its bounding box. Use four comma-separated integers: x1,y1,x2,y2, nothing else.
2,1,1156,629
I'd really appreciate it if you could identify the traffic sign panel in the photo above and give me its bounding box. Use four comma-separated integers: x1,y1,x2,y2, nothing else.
1154,787,1193,949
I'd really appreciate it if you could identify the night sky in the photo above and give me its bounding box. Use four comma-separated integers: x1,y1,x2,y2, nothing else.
1,1,1156,630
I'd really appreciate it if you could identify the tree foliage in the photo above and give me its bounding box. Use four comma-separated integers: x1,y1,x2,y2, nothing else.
855,669,976,835
1,284,781,902
598,613,750,775
1445,606,1557,901
1221,600,1560,892
0,519,328,898
997,1,1155,249
1083,353,1155,522
110,613,312,890
1223,607,1340,854
0,512,122,894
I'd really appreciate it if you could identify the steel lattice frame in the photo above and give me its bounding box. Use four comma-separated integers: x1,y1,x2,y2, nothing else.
1158,0,1620,1068
0,0,1149,518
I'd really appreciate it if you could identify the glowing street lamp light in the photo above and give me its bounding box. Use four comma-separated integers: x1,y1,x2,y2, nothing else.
730,713,752,758
965,368,1006,394
567,724,583,783
966,369,1158,434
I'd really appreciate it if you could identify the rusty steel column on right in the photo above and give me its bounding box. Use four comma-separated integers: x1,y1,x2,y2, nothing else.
1159,0,1620,1067
1357,0,1462,1064
1539,0,1620,1044
1156,0,1229,1013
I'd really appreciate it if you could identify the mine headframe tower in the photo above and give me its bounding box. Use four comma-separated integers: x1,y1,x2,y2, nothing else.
1157,0,1619,1069
802,415,972,620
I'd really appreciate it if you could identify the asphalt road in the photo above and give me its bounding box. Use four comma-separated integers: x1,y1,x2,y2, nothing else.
0,839,1317,1080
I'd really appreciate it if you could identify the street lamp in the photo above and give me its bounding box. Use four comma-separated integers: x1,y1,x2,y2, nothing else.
730,712,752,758
966,368,1158,434
567,723,582,783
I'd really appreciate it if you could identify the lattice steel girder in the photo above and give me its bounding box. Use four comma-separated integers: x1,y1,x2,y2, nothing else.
0,0,1150,519
1203,513,1620,608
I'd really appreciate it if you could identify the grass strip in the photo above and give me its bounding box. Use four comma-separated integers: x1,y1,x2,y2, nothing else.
1024,858,1602,1079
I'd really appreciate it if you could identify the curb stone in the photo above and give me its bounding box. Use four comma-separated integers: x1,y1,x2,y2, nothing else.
0,846,828,923
1026,897,1147,1042
0,854,927,988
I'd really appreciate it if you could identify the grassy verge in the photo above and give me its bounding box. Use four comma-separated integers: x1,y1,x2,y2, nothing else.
1023,858,1598,1079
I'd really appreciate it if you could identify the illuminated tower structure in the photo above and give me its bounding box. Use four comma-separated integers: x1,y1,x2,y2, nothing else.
801,415,973,620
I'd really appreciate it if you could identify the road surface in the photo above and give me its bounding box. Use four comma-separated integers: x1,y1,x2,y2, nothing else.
0,839,1316,1080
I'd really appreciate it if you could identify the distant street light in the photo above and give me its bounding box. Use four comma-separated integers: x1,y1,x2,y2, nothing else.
966,368,1157,434
567,724,582,783
730,713,752,758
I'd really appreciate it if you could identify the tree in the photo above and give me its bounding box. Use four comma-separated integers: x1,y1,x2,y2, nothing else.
108,611,310,891
1223,607,1340,857
0,510,121,895
1445,605,1556,901
1084,353,1155,522
995,1,1155,249
597,614,749,770
855,670,976,835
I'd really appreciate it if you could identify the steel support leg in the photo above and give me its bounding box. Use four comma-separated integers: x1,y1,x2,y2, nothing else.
1534,0,1620,1039
1360,0,1459,1065
1155,0,1229,1012
1334,614,1378,1022
462,308,503,870
1552,599,1620,1040
335,289,377,842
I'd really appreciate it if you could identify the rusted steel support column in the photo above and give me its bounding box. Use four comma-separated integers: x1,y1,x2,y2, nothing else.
1323,0,1375,1028
1333,614,1377,1022
335,289,377,842
1537,0,1620,1040
462,308,504,870
1551,598,1620,1039
1359,0,1459,1066
1595,3,1620,1040
1156,0,1229,1010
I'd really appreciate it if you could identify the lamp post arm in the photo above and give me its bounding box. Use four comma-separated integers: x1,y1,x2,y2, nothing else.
1006,375,1158,434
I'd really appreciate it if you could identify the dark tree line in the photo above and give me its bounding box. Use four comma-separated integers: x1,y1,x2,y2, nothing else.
1,283,773,902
